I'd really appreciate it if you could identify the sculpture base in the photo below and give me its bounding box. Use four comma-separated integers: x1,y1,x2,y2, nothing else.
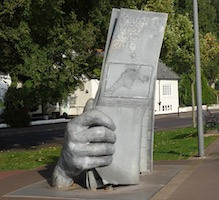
6,165,183,200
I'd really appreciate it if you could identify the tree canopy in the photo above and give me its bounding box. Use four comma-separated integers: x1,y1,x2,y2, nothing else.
0,0,97,109
1,0,219,126
174,0,218,37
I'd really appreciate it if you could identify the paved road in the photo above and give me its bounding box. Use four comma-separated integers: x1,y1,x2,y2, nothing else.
154,112,193,131
0,123,67,151
155,109,219,131
1,110,218,151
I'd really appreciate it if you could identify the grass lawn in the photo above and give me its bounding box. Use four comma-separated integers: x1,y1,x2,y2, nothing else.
0,146,61,170
0,127,218,170
154,127,218,160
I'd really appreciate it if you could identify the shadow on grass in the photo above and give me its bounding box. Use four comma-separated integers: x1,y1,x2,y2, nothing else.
40,155,60,166
171,131,197,140
154,150,191,160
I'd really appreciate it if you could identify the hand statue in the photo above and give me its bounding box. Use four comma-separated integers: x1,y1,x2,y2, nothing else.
52,101,116,188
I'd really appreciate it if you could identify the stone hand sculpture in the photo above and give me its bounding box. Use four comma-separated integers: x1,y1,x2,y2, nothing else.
52,105,116,188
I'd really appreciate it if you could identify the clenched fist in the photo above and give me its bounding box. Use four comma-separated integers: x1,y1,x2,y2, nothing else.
52,108,116,188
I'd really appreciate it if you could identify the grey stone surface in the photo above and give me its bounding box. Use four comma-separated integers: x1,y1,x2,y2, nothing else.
6,165,184,200
94,8,168,185
52,109,116,188
52,8,168,190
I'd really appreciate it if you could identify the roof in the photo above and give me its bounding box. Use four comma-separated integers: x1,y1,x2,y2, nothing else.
157,62,180,80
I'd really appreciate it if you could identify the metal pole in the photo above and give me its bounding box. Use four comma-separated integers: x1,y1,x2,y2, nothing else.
193,0,205,157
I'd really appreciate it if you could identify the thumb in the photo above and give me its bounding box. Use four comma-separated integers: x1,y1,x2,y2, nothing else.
83,98,94,112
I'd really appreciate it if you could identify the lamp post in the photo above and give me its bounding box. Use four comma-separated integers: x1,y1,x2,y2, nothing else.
193,0,205,157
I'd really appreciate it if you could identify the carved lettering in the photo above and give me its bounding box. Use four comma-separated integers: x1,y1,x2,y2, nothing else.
112,13,164,50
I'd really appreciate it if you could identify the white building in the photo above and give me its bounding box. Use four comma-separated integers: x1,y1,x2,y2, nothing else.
0,63,180,116
154,62,180,115
61,78,99,116
0,72,11,101
66,62,180,116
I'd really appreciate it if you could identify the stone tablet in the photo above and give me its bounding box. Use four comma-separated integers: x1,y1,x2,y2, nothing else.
92,8,168,186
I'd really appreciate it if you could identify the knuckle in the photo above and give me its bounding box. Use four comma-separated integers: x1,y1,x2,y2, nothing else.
68,142,82,156
95,126,105,134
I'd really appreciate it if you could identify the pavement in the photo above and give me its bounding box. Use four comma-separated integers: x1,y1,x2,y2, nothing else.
1,134,219,200
1,114,219,199
151,134,219,200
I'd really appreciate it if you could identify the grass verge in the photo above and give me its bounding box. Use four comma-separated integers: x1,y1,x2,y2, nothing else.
0,146,61,170
0,127,218,170
154,127,218,160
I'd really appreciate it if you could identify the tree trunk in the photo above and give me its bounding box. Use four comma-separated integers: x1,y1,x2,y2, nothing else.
42,103,47,115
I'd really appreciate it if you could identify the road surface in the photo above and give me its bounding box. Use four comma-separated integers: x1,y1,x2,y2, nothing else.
1,110,218,151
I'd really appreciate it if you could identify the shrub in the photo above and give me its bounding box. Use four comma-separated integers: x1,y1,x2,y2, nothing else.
179,73,217,106
3,87,38,128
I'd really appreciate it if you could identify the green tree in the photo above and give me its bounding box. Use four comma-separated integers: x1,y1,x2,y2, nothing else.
200,33,219,86
134,0,194,75
2,87,38,128
136,0,218,128
0,0,97,123
179,73,216,106
212,0,219,35
174,1,219,89
174,0,218,37
1,0,219,127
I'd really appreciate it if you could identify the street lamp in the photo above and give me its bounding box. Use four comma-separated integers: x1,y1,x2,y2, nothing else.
193,0,205,157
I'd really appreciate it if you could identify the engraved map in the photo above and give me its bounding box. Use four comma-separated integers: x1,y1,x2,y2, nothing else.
104,62,153,99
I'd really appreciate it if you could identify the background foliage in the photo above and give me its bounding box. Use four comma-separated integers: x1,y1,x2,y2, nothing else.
1,0,219,126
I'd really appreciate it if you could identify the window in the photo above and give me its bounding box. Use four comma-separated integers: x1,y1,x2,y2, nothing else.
162,105,173,111
163,85,172,96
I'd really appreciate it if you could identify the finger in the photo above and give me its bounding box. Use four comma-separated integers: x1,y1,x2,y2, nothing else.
70,109,116,131
70,126,116,143
83,98,94,112
77,156,113,170
69,143,115,157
